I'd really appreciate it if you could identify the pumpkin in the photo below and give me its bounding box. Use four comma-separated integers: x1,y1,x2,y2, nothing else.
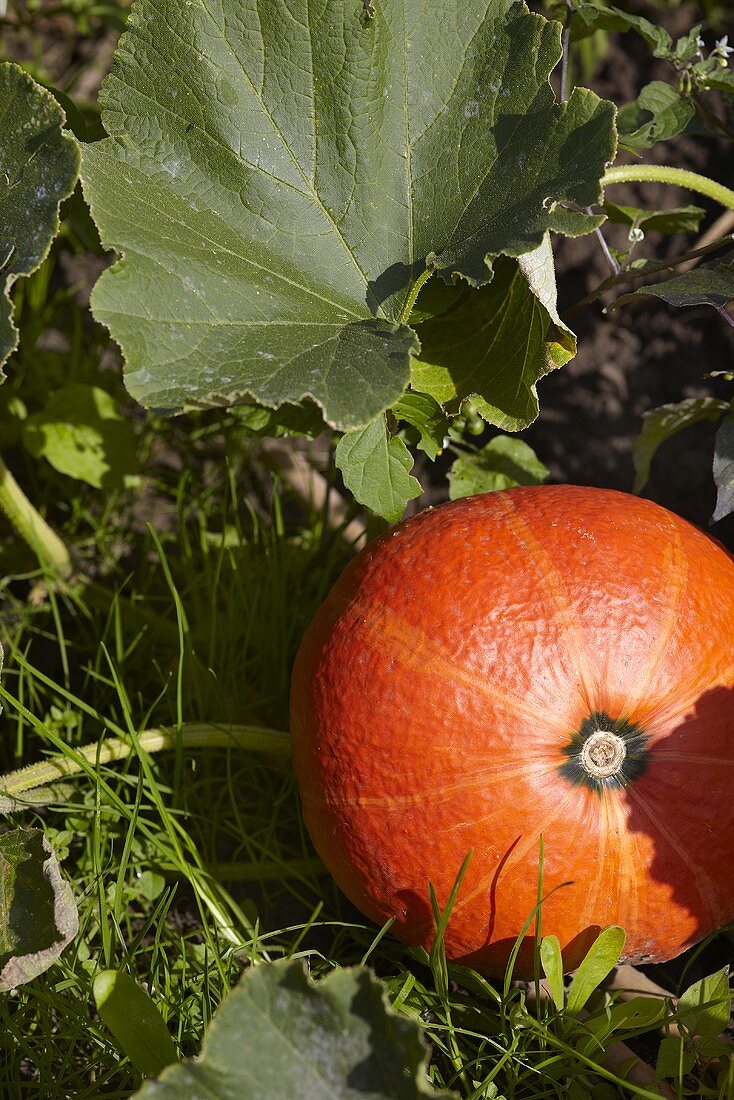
290,486,734,976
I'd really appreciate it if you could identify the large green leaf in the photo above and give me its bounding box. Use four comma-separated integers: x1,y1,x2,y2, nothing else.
0,64,79,375
412,245,575,430
81,0,615,429
0,827,78,991
134,959,453,1099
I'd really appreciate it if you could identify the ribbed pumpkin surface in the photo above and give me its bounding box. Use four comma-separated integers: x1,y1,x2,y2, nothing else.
290,486,734,975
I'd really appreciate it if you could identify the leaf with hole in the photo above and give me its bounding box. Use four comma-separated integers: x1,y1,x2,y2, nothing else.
80,0,615,430
133,958,453,1099
0,827,78,991
0,64,79,376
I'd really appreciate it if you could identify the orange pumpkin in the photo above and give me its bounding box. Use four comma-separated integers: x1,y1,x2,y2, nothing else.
290,486,734,976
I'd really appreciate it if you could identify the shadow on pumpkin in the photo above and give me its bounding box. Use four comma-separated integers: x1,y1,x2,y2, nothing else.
396,683,734,980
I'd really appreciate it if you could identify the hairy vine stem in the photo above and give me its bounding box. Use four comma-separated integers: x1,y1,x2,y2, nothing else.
603,165,734,212
399,265,434,325
0,452,73,577
0,722,291,808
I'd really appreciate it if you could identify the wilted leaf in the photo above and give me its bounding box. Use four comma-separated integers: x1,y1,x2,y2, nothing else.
336,416,421,523
712,417,734,523
22,383,139,489
0,827,78,991
81,0,614,430
412,250,575,431
448,436,548,500
0,64,79,374
632,397,729,493
134,959,453,1099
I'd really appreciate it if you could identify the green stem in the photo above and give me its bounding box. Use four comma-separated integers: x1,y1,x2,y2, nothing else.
0,452,73,577
603,165,734,212
0,722,291,800
398,265,434,324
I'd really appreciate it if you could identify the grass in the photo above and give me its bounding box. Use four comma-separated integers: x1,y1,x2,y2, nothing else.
1,450,733,1098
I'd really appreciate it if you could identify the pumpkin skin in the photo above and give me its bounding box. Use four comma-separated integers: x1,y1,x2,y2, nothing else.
290,486,734,976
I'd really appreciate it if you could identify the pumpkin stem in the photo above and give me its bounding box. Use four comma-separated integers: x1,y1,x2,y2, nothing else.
580,730,626,780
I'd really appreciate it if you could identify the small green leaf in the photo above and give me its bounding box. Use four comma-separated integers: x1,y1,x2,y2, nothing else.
617,82,694,148
22,383,139,489
393,392,448,460
133,958,453,1099
0,827,78,991
0,63,79,375
448,436,548,500
566,926,625,1016
336,416,422,523
677,967,731,1038
655,1035,695,1081
632,397,729,493
413,250,575,432
540,935,564,1011
94,970,178,1077
603,201,705,237
712,416,734,523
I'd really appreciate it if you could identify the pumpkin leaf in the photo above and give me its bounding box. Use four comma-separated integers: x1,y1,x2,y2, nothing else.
540,935,565,1011
0,827,79,991
94,970,178,1077
632,397,730,493
22,383,139,489
133,958,453,1099
676,967,731,1038
0,63,79,376
565,926,625,1016
80,0,614,430
393,392,449,461
712,416,734,523
448,436,548,500
336,416,422,523
412,247,575,432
